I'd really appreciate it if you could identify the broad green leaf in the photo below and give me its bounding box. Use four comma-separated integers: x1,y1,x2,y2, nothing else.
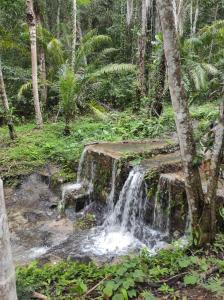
120,288,128,300
184,273,200,286
112,293,124,300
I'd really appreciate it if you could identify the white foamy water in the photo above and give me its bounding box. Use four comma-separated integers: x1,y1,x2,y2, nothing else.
80,166,170,256
28,246,49,259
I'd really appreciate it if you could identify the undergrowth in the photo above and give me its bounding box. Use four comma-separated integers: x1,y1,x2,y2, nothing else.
16,234,224,299
0,103,218,183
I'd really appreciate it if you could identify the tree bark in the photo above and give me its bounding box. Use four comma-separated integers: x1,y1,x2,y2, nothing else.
57,0,62,40
138,0,147,98
0,59,16,140
26,0,43,129
35,3,48,107
71,0,77,70
0,179,18,300
157,0,205,238
205,103,224,240
150,52,166,117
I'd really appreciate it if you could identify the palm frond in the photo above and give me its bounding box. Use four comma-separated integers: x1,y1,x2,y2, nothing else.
201,63,219,76
47,38,64,67
75,35,112,69
89,63,136,79
18,81,32,99
88,101,108,120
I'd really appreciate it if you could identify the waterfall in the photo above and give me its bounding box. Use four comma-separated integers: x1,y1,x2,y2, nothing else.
59,148,95,214
104,167,146,236
106,160,118,213
77,147,88,183
153,175,172,234
83,167,168,255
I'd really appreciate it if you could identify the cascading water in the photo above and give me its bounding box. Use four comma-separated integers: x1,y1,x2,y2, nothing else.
56,148,188,260
81,166,169,256
153,175,172,234
59,148,95,214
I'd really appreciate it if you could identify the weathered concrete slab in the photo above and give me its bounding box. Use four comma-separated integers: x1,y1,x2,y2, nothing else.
85,140,178,159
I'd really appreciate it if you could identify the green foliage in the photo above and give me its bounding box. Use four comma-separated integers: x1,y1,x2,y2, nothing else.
16,234,224,299
203,277,224,296
59,65,77,131
184,273,200,286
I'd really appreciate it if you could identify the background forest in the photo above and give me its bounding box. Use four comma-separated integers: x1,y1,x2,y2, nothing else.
1,0,224,179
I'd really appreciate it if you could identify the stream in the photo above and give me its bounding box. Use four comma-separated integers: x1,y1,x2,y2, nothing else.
6,145,188,265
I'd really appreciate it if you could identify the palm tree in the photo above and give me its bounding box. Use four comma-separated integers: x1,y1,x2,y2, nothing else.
56,32,136,134
59,66,76,135
26,0,43,129
71,0,77,71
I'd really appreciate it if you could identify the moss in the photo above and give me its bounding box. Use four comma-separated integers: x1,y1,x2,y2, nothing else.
74,213,97,231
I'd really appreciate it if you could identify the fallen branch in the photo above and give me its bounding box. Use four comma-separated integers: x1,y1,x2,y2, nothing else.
202,266,219,280
146,272,189,288
32,292,48,299
84,275,110,297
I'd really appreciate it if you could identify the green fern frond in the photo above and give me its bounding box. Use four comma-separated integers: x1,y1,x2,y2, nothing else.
89,63,136,79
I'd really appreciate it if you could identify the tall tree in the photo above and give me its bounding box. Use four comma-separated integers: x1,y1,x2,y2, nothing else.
34,0,48,106
157,0,224,245
71,0,77,70
0,58,16,140
138,0,148,98
26,0,43,129
0,179,18,300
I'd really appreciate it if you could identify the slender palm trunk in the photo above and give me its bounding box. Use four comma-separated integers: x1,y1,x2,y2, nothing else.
57,0,62,40
0,59,16,140
26,0,43,129
138,0,147,98
36,8,48,107
71,0,77,70
39,48,47,105
0,179,18,300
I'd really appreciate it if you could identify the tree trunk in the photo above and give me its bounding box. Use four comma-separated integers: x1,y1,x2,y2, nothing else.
71,0,77,70
150,52,166,117
35,4,48,107
157,0,205,240
57,0,62,40
26,0,43,129
138,0,147,98
205,102,224,241
39,48,47,105
0,179,18,300
0,59,16,140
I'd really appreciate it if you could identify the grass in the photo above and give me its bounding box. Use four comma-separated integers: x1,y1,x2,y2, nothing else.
0,102,218,183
